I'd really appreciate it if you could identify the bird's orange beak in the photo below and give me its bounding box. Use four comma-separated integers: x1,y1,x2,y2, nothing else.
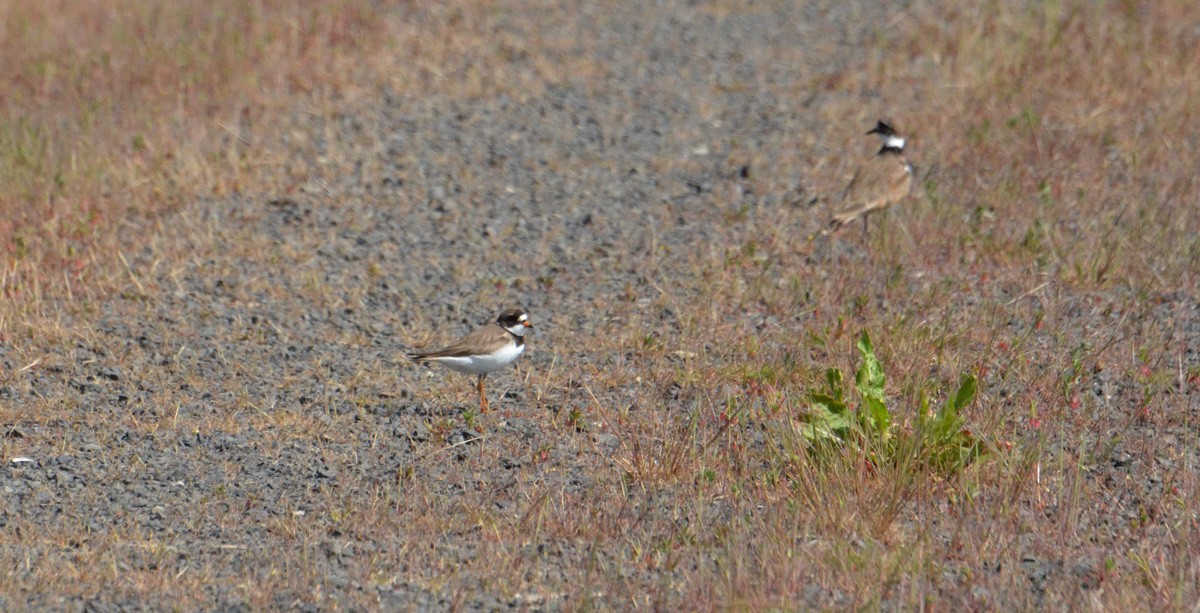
523,321,533,328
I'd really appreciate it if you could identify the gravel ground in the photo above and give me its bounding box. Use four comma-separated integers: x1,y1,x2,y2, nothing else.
3,1,1198,610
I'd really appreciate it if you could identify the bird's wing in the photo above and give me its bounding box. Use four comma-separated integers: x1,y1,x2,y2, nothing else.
829,158,911,227
408,325,507,360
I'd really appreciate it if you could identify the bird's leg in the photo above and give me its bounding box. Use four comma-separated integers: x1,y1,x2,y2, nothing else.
881,208,889,254
477,374,488,413
862,215,871,255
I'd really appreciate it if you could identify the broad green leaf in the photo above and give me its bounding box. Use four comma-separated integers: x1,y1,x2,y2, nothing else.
856,329,874,355
796,420,834,442
946,375,978,413
810,391,847,414
855,331,886,401
806,401,852,431
862,397,890,436
796,402,852,442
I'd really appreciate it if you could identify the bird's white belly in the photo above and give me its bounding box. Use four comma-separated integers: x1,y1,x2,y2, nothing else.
433,343,524,375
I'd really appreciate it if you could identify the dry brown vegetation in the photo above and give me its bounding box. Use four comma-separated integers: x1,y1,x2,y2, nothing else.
0,0,394,304
2,0,1199,609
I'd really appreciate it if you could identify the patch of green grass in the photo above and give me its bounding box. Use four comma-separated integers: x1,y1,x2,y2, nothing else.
794,331,983,476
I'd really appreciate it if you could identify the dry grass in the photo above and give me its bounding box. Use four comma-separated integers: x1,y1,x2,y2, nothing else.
0,0,414,320
2,0,1199,609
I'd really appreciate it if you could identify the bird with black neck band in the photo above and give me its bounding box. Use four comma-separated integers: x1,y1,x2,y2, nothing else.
407,308,533,414
824,120,914,243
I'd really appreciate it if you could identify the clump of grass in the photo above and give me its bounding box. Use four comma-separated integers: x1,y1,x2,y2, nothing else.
792,330,983,476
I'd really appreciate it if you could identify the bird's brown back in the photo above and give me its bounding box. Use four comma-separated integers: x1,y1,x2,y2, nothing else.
831,153,913,227
408,324,514,360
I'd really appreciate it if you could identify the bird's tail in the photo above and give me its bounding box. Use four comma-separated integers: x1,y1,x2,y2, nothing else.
820,211,856,236
830,209,859,228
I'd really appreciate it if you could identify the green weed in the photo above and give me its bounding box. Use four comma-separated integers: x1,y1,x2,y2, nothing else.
794,331,983,475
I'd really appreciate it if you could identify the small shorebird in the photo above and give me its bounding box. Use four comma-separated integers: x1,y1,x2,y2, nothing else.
408,308,532,413
825,120,914,240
